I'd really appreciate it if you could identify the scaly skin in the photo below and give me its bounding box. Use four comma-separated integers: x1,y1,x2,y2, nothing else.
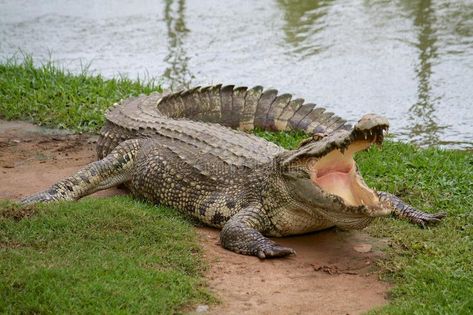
21,85,446,258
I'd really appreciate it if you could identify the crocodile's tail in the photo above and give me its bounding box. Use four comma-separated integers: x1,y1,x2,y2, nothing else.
155,85,351,134
99,85,351,159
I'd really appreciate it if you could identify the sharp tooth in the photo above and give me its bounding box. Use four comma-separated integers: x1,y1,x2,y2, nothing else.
364,133,368,140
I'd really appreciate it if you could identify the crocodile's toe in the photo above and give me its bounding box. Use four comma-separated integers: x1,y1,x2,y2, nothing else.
415,212,447,228
257,245,296,259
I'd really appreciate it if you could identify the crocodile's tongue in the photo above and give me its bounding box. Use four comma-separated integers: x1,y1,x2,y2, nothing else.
311,140,379,207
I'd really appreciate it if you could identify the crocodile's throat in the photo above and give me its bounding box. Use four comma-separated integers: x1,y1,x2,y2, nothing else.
310,140,379,207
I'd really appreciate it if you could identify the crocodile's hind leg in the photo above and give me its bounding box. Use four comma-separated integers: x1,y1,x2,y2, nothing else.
220,206,296,258
20,139,142,205
378,191,446,227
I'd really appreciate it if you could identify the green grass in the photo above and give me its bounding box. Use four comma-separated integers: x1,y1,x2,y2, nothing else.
359,143,473,314
1,57,473,314
0,55,161,132
0,197,212,314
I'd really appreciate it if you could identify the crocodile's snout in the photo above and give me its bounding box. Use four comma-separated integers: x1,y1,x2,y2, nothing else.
354,113,389,131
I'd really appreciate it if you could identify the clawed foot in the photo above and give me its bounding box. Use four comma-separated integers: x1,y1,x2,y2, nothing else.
411,212,447,228
378,191,447,228
220,217,297,259
256,242,296,259
256,244,296,259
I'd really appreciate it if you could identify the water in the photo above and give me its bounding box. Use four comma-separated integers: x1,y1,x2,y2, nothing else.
1,0,472,149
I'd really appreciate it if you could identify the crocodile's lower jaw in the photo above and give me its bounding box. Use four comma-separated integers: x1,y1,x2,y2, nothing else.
311,140,379,207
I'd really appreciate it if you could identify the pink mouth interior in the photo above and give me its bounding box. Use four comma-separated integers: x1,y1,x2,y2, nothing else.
310,141,379,207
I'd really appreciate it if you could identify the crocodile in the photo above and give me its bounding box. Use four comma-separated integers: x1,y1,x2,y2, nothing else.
21,84,445,258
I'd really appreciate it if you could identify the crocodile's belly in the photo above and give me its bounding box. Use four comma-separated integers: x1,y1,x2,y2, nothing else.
268,207,375,236
267,207,335,237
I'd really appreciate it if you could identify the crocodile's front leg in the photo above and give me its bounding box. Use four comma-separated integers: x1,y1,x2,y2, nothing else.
378,191,446,227
21,139,142,205
220,206,296,258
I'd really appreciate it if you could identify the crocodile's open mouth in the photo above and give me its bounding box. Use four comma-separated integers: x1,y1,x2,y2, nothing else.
279,113,389,209
307,115,389,208
310,140,379,207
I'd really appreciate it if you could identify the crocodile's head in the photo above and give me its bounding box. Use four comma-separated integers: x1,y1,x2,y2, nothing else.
274,114,390,229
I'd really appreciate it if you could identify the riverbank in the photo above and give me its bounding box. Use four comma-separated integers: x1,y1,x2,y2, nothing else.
1,59,472,314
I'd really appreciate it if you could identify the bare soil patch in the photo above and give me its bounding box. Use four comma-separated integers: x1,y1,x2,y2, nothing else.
0,203,37,221
0,120,390,315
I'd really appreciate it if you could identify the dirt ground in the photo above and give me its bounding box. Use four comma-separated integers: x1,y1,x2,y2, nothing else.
0,120,391,315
